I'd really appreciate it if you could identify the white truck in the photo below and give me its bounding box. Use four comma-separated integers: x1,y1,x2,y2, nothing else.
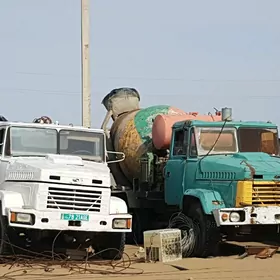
0,120,132,259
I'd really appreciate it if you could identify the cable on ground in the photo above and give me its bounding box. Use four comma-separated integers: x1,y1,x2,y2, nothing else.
168,212,199,257
0,238,144,280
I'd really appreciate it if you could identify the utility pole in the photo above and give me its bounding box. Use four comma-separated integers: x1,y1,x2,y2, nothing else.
81,0,91,127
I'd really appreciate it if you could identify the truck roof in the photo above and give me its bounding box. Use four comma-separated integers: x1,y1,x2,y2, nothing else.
173,119,277,129
0,121,105,133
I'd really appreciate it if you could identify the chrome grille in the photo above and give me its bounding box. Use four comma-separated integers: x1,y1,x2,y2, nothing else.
47,186,102,212
252,183,280,206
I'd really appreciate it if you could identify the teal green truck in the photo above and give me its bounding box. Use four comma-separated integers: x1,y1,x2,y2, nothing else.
101,88,280,257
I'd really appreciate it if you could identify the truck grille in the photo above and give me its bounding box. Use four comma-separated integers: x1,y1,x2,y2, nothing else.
47,186,102,212
252,183,280,206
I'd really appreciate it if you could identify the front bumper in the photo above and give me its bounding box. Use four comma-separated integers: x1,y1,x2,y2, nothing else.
6,208,132,232
213,206,280,226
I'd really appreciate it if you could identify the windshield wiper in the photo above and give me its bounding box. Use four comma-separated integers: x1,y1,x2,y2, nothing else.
199,152,235,157
12,155,45,157
83,158,103,163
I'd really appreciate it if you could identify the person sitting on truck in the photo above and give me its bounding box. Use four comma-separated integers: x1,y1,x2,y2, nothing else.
0,115,7,122
33,116,52,124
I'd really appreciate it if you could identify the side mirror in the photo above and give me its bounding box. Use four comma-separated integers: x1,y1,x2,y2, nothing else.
107,151,125,163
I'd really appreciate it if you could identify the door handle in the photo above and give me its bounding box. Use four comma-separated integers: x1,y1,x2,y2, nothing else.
166,171,171,177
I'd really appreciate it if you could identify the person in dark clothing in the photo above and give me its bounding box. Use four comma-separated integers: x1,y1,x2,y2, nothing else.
0,116,7,122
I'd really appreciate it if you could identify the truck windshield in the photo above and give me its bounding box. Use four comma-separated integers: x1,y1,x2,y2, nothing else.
7,126,57,157
195,127,238,156
6,126,105,162
238,127,279,155
59,130,105,162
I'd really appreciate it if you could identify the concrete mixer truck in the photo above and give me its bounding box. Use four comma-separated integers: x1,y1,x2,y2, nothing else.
101,88,280,258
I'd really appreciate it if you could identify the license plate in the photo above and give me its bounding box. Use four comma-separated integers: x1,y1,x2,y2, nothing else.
61,213,89,221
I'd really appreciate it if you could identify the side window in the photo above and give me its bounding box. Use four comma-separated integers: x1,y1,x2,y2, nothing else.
0,128,5,154
189,128,197,157
172,129,187,156
5,128,11,156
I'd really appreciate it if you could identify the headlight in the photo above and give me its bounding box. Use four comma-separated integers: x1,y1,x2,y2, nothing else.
112,218,131,229
229,212,240,222
10,212,33,225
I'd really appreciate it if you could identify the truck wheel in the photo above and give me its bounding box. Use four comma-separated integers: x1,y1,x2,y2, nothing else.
95,232,126,260
127,209,150,245
187,203,221,257
0,215,13,255
126,210,142,244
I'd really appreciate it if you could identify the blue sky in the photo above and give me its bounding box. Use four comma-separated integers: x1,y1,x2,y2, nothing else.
1,0,280,127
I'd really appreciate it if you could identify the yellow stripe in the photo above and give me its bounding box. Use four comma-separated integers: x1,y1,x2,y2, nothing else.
236,181,253,207
253,181,280,185
236,180,280,207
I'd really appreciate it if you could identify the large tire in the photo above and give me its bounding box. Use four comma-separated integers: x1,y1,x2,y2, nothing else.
95,232,126,260
127,209,150,245
126,210,142,245
187,203,221,258
0,215,14,256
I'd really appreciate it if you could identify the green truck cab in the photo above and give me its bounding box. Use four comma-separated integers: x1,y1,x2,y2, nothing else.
160,119,280,256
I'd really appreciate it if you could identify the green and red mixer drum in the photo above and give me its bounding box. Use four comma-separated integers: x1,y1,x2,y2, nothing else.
102,88,220,183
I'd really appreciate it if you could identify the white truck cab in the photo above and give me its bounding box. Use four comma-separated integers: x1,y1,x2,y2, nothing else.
0,121,131,259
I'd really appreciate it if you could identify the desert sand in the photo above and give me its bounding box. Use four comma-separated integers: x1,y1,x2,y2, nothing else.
0,244,279,280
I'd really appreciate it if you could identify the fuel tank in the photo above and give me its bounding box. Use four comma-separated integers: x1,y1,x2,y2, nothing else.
152,113,222,150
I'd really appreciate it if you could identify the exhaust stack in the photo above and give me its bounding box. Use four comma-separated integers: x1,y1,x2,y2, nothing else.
221,107,232,122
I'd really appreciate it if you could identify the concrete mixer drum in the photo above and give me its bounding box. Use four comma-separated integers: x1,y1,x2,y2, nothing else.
101,88,187,185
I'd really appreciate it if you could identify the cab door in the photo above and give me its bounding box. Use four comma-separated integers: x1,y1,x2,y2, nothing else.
164,128,188,206
0,127,9,184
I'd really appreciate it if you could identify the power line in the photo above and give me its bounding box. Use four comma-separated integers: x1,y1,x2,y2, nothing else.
9,91,79,96
90,77,280,83
0,87,80,95
11,72,280,82
0,88,280,98
16,71,62,76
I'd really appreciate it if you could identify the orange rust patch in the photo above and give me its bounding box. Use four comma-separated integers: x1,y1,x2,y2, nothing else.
118,118,142,180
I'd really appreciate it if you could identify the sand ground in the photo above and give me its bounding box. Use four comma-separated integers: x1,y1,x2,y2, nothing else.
0,244,280,280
